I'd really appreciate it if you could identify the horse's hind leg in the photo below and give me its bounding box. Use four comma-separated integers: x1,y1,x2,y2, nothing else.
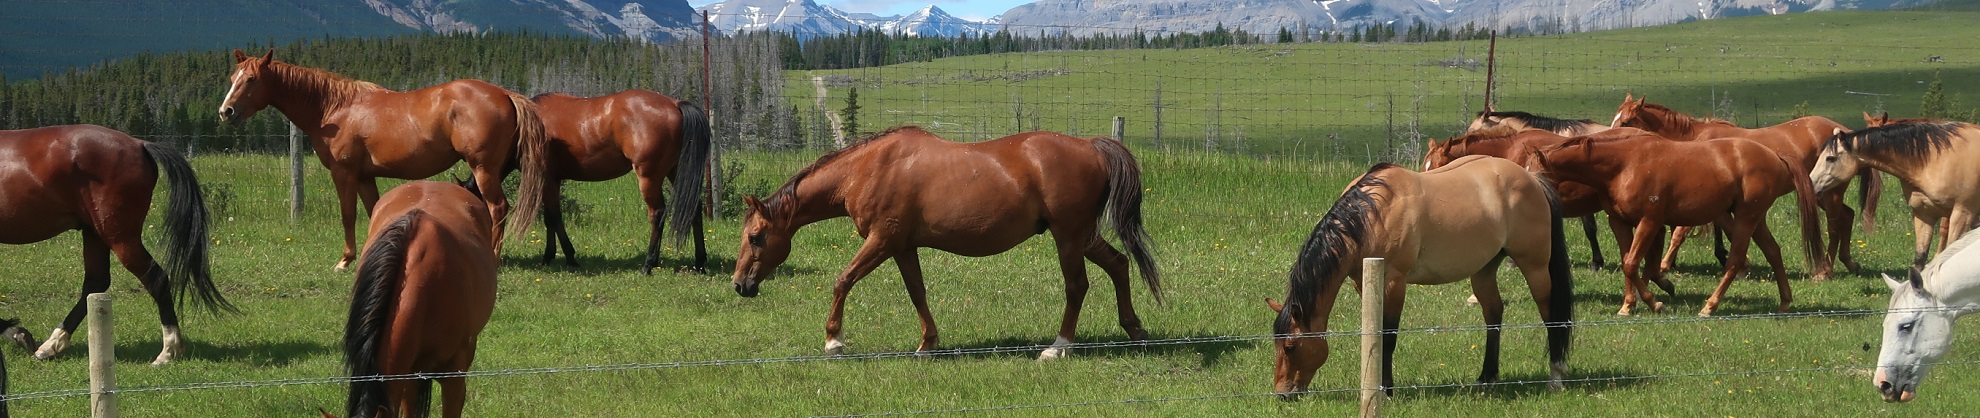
636,172,666,274
1579,215,1605,270
1467,259,1506,385
439,376,468,418
1821,191,1857,275
895,250,940,352
1699,216,1761,317
1040,242,1092,360
36,231,115,360
104,238,183,365
1085,242,1148,341
1658,225,1691,275
541,180,578,268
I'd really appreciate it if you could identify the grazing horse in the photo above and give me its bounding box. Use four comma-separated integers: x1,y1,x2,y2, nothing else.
1265,156,1573,397
1467,110,1612,137
529,90,711,273
1611,94,1867,279
730,127,1161,360
343,181,499,418
216,49,547,270
1810,117,1980,268
1529,130,1823,316
1426,126,1618,270
1873,232,1980,403
0,125,232,365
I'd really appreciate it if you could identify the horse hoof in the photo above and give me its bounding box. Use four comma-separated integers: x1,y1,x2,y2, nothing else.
824,339,847,356
1548,381,1567,391
1615,308,1633,316
333,260,350,272
1464,294,1480,306
1651,301,1667,313
150,356,171,366
1038,347,1069,360
1697,309,1714,317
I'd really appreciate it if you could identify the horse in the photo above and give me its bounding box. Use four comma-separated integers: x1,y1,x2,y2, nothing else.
1810,116,1980,268
1872,231,1980,403
729,127,1161,360
1265,156,1573,398
343,181,499,418
0,125,233,365
1611,94,1869,280
1425,126,1620,270
1528,129,1824,316
217,49,548,270
527,90,711,273
1467,110,1612,137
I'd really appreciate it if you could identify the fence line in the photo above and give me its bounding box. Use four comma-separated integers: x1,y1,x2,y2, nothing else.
0,305,1946,405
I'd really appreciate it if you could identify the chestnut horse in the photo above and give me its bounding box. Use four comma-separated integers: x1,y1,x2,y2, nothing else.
217,49,547,270
1529,130,1823,316
344,181,498,418
1265,156,1573,398
530,90,711,273
1810,117,1980,268
1611,94,1866,279
0,125,232,365
730,127,1160,360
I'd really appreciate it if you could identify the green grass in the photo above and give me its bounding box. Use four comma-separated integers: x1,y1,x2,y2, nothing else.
0,148,1970,417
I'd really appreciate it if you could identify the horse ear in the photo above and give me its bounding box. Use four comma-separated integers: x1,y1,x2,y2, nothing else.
1883,273,1905,292
743,195,765,215
261,48,274,62
1265,297,1284,313
1909,266,1926,291
232,49,248,63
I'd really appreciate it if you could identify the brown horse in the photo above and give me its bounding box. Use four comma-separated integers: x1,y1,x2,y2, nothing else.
530,90,711,273
217,49,547,270
1810,116,1980,268
1529,130,1823,316
730,127,1161,360
1265,156,1573,398
1611,94,1867,279
344,181,499,418
0,125,233,365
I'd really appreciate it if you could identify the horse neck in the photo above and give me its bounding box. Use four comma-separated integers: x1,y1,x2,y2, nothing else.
780,168,854,229
266,63,378,130
1853,150,1929,186
1539,145,1627,187
1641,108,1722,139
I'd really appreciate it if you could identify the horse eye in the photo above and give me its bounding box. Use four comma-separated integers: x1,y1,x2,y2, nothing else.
1899,322,1915,333
748,233,764,247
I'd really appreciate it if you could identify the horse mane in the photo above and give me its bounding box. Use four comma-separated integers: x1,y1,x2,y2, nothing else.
1925,230,1980,278
1481,111,1600,135
1828,120,1968,160
759,126,924,217
266,60,387,109
1637,102,1736,134
1276,163,1390,333
1451,124,1523,144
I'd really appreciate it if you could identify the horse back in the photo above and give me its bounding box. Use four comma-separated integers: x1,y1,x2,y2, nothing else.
839,130,1109,255
366,181,498,366
0,125,154,244
1376,157,1552,284
534,90,686,180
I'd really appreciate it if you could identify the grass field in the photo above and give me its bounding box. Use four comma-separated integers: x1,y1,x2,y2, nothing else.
5,8,1980,417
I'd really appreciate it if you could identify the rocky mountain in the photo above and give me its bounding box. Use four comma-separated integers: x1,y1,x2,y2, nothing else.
699,0,996,38
996,0,1940,37
878,6,1000,38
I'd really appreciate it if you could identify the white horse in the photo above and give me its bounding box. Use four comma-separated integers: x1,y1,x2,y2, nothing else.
1875,231,1980,402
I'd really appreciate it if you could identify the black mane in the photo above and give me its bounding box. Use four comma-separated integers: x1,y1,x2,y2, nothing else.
1482,111,1599,135
1276,163,1391,334
1827,121,1969,160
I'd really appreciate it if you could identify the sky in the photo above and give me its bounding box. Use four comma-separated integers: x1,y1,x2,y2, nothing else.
687,0,1034,21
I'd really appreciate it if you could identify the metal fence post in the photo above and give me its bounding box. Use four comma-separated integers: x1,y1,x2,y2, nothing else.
1359,258,1386,418
87,293,116,418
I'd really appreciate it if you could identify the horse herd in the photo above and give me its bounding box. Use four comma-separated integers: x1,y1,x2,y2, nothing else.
0,48,1974,415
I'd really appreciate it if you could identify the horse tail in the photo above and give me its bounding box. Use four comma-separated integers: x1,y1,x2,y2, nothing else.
139,140,234,313
1092,137,1162,304
1784,155,1827,273
505,92,549,241
1534,171,1575,368
1858,168,1882,235
668,99,712,247
344,210,420,418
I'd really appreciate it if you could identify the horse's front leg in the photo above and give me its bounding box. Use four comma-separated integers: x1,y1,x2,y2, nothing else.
895,250,940,352
331,171,363,271
37,231,115,360
1912,212,1939,268
1700,213,1761,317
824,238,897,355
1618,218,1667,315
1947,205,1978,252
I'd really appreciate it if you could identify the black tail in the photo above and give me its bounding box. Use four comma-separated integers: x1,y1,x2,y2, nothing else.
1092,137,1162,304
345,211,422,418
1539,176,1575,369
140,141,233,313
669,100,711,247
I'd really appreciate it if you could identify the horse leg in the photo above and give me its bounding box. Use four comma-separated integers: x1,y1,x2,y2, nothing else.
332,171,363,271
438,375,467,418
104,238,183,365
1513,247,1571,390
1948,206,1977,252
1618,219,1666,315
35,231,115,360
893,250,940,352
469,165,512,256
1085,242,1148,341
1749,222,1794,314
1467,258,1506,385
541,180,578,268
824,239,897,355
1912,213,1938,268
1821,191,1858,274
636,173,666,275
1699,215,1760,317
1658,225,1691,275
1580,214,1605,271
1379,275,1407,396
1606,215,1656,304
1040,242,1092,360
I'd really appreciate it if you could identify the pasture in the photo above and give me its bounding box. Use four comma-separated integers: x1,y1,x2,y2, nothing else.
2,8,1979,417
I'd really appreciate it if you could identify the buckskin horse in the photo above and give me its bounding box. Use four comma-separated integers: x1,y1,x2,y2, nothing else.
0,125,233,365
729,127,1161,360
1266,156,1573,398
1611,94,1868,279
217,49,547,270
1528,129,1823,316
343,181,499,418
1811,116,1980,268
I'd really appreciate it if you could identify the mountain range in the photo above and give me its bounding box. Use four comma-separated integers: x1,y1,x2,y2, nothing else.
698,0,996,37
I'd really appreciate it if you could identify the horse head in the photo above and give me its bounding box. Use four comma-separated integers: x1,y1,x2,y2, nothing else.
732,196,795,298
1810,128,1861,192
1865,111,1893,128
1875,267,1956,403
218,49,277,125
1609,93,1647,128
1265,298,1326,400
0,318,33,352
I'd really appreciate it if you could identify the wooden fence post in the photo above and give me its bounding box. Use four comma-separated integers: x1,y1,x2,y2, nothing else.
1111,116,1125,141
1359,258,1386,418
289,125,304,222
87,293,116,418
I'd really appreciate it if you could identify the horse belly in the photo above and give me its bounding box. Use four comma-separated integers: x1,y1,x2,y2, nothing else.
1403,238,1505,285
0,194,81,244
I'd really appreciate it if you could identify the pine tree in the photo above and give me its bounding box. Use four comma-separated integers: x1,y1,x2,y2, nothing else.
840,86,861,140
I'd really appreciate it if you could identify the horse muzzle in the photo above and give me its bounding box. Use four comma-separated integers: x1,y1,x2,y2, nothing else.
218,107,240,124
734,281,761,298
1878,380,1916,403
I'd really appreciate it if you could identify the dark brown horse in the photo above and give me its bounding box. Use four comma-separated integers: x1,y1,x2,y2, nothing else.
217,49,547,270
1529,129,1823,316
0,125,233,365
730,127,1160,360
530,90,710,273
1267,156,1573,397
344,181,499,418
1611,94,1867,279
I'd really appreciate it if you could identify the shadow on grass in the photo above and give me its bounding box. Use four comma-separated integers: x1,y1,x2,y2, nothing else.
113,337,334,367
911,331,1259,368
496,252,829,280
1570,280,1863,317
1389,366,1655,400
